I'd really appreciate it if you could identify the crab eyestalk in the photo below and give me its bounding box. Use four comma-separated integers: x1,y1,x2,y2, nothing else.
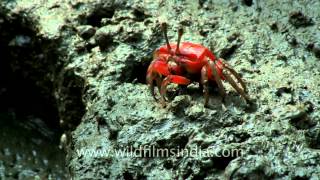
160,22,172,52
176,27,184,54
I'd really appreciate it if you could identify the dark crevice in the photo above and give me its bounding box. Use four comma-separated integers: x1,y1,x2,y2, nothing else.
85,8,115,27
219,44,239,60
0,9,78,179
57,69,86,130
275,87,292,97
132,8,150,22
242,0,253,7
212,155,238,170
124,32,143,43
123,58,150,84
172,134,189,149
0,9,86,133
289,114,316,130
155,134,189,151
123,171,134,180
0,15,61,131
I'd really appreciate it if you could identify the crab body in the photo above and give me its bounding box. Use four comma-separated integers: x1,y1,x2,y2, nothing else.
156,42,225,79
146,23,250,106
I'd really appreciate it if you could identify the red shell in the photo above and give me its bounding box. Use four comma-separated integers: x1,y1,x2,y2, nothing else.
154,42,224,78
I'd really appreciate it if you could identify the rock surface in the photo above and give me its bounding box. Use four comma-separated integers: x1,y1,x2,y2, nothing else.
1,0,320,179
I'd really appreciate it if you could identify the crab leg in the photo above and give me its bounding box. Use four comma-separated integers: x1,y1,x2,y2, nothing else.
217,58,250,102
201,66,209,106
222,69,251,103
155,77,162,94
146,71,158,100
160,75,191,106
208,60,227,102
219,58,247,92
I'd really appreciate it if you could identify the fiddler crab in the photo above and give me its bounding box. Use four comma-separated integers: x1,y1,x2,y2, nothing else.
146,23,250,107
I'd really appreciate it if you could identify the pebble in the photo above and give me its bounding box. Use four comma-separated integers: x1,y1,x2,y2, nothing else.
76,25,96,40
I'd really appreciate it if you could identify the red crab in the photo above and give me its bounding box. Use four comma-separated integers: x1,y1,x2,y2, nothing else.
146,23,250,107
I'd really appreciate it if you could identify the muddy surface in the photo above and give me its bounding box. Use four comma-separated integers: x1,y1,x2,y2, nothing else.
1,0,320,179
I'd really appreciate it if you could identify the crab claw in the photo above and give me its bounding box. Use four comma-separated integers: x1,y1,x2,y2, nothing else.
160,75,191,105
146,59,169,101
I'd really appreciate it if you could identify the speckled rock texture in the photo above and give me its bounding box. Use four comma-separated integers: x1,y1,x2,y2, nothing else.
2,0,320,179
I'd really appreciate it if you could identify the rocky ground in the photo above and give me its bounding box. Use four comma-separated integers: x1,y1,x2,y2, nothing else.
1,0,320,179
